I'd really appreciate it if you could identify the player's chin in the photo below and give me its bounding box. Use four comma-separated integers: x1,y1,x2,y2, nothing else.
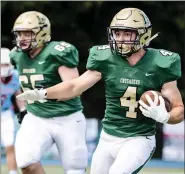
19,43,30,50
20,45,29,50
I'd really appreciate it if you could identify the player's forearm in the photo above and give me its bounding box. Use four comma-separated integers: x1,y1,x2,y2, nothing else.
46,81,81,100
46,70,101,100
167,106,184,124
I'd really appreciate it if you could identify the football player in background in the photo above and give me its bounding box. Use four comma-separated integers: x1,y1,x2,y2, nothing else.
17,8,184,174
1,48,26,174
10,11,87,174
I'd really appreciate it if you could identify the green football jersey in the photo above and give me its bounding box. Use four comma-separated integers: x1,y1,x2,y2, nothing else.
10,41,83,118
86,45,181,138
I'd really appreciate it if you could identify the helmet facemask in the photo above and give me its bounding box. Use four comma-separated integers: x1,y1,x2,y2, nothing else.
108,28,138,57
12,30,37,52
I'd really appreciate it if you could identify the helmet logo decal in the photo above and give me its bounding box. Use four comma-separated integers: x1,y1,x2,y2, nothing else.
36,15,46,25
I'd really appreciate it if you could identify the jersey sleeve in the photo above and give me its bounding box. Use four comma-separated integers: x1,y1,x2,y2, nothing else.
159,53,181,85
86,46,101,71
53,42,79,68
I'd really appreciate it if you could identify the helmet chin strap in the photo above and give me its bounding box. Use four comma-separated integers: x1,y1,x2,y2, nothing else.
141,32,160,48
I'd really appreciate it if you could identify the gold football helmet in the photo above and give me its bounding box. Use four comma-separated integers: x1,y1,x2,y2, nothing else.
12,11,51,51
108,8,158,57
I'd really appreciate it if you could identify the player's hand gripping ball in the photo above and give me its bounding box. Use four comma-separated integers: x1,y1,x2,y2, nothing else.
139,90,171,123
140,90,171,112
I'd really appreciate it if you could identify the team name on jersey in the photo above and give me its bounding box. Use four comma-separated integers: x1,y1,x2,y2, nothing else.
120,78,140,85
23,69,36,73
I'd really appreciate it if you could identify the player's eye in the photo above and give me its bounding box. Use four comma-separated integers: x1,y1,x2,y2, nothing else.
24,31,32,37
115,32,120,37
124,33,131,37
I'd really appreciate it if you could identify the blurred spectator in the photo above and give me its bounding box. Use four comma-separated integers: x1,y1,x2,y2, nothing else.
162,121,184,161
1,48,26,174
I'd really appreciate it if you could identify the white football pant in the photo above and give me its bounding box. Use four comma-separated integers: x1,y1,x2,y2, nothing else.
90,130,156,174
15,110,88,173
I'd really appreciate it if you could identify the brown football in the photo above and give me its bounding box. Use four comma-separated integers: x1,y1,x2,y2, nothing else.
140,90,171,112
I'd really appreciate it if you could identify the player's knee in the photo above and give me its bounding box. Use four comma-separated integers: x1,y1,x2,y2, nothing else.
16,157,38,169
109,166,133,174
65,147,88,169
15,145,39,168
64,158,87,174
66,169,86,174
66,159,87,173
109,166,128,174
15,132,41,168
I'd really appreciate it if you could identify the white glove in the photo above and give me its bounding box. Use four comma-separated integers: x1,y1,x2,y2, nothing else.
16,89,47,103
139,94,170,124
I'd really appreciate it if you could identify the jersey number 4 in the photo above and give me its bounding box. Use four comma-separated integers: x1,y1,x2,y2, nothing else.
120,86,138,118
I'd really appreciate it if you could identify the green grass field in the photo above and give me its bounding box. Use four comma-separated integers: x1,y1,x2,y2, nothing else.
1,165,184,174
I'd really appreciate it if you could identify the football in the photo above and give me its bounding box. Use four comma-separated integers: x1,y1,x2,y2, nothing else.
140,90,171,112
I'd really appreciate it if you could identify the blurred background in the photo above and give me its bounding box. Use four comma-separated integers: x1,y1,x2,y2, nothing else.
1,1,184,174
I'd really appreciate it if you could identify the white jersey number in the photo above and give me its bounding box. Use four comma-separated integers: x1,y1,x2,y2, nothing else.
54,42,71,52
160,50,173,56
97,45,110,50
19,74,44,104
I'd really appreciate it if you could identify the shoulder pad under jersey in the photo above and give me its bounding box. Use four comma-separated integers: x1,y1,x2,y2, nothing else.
86,45,111,71
49,41,79,68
